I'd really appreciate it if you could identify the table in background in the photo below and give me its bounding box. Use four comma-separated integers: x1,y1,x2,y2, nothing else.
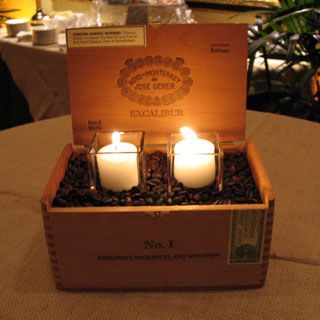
0,34,68,122
0,3,194,127
0,111,319,319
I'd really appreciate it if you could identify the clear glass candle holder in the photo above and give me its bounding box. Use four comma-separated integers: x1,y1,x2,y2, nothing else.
88,131,145,192
168,131,223,192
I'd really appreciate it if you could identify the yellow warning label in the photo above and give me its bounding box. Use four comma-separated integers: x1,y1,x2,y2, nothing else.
67,26,146,48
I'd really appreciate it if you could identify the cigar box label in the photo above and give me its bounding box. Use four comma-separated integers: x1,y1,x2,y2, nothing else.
67,24,249,145
97,240,221,263
229,209,266,264
118,56,193,107
67,26,146,48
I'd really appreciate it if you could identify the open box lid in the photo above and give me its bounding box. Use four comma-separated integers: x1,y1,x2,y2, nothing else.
66,24,247,146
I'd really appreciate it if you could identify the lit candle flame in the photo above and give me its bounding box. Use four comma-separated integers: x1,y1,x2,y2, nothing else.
180,126,197,140
112,131,123,150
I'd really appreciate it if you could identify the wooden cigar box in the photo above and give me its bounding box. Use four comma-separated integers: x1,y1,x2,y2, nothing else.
41,24,274,290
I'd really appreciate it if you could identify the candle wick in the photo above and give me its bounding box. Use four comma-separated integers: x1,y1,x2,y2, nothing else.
112,131,123,151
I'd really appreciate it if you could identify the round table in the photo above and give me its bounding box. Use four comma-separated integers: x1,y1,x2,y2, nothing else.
0,111,319,319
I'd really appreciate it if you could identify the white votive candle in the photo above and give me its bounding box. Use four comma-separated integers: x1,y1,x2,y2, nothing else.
97,132,139,191
174,127,215,189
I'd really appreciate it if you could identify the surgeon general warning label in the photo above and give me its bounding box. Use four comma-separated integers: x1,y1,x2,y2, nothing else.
67,26,146,48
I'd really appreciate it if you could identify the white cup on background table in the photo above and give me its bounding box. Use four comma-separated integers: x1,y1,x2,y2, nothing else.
5,18,30,37
32,26,58,45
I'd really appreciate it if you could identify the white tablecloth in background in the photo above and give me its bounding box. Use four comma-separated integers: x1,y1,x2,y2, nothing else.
0,35,69,121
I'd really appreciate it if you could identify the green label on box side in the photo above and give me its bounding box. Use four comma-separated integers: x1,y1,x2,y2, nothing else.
229,209,266,264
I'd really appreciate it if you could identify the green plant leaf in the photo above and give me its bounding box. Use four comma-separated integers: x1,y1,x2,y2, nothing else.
263,7,318,31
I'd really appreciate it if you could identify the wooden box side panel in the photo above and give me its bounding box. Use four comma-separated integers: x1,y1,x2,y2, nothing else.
41,143,73,289
47,209,266,290
246,141,275,285
260,199,274,285
246,141,274,204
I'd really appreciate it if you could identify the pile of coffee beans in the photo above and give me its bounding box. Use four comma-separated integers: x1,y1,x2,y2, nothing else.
52,151,261,207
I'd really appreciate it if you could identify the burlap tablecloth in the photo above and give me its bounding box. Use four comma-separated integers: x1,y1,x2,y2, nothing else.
0,111,319,319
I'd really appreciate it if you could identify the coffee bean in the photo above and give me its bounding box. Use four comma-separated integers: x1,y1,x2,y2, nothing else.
168,191,175,198
234,197,246,202
131,186,140,193
234,189,245,196
153,199,162,205
246,190,253,199
144,192,154,198
152,185,164,193
146,198,153,205
231,176,240,182
132,193,141,200
148,178,162,185
222,190,232,199
150,189,160,198
247,198,259,204
211,190,223,197
173,197,183,205
176,182,184,189
147,181,157,188
201,194,210,202
102,197,113,205
89,193,102,202
162,172,168,182
83,202,93,207
152,172,163,180
149,158,160,171
173,187,182,194
177,190,188,197
243,177,253,185
54,197,68,207
226,180,237,187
